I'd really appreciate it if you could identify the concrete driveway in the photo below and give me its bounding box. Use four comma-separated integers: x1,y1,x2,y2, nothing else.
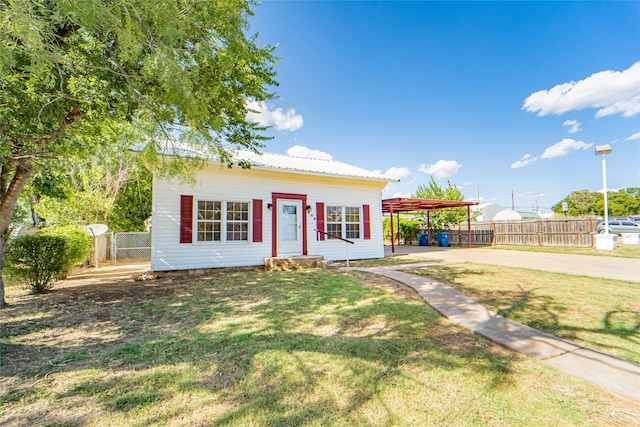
384,245,640,282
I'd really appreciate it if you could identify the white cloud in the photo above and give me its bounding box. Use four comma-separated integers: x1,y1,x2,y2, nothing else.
401,177,417,186
418,160,461,179
286,145,333,160
523,62,640,118
383,167,410,180
246,100,303,131
391,191,411,198
540,138,593,159
626,132,640,141
562,119,581,133
510,153,538,169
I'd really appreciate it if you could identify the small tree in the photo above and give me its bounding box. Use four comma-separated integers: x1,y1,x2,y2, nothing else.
6,234,70,294
413,177,468,230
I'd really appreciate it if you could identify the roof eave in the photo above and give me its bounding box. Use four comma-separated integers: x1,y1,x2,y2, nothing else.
205,159,399,183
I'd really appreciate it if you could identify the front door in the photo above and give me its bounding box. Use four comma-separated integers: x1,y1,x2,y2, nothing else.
277,199,303,255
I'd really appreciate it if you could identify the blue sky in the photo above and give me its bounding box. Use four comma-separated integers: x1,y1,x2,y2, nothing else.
247,1,640,212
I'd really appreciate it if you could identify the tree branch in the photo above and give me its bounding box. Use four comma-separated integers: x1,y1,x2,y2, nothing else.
105,44,145,104
36,107,85,151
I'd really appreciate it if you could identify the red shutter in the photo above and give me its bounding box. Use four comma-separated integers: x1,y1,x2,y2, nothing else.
363,204,371,240
180,195,194,244
252,199,263,242
316,202,325,241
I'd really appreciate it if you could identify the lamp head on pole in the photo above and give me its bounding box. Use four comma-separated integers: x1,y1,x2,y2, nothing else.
594,144,612,155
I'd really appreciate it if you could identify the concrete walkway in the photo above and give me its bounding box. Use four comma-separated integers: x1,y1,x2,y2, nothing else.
348,262,640,401
384,246,640,282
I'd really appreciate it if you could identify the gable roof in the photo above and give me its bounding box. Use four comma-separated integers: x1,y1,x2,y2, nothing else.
141,141,398,182
233,150,398,182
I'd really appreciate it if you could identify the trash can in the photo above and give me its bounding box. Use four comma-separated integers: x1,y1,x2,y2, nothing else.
418,233,429,246
436,232,450,247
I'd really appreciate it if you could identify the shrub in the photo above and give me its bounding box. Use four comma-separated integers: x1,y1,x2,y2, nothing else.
43,225,92,273
5,234,70,294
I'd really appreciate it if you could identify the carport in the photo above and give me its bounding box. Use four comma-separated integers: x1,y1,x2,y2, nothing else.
382,198,479,252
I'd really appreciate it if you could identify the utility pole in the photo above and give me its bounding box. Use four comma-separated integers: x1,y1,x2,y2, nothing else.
477,185,480,203
511,189,515,211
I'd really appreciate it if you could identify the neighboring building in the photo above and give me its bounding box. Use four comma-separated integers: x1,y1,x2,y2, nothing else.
471,203,505,222
538,211,556,219
151,149,397,271
493,209,541,221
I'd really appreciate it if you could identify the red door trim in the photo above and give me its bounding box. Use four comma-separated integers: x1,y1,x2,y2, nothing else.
272,192,308,257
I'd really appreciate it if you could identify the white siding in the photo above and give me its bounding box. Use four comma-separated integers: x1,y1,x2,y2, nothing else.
151,165,387,271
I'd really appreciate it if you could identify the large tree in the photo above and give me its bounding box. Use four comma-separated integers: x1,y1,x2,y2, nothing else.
552,188,640,216
413,177,469,231
551,190,600,216
0,0,278,307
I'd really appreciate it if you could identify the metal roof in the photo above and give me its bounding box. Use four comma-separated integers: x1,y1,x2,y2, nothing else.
382,198,478,213
234,150,398,182
142,141,398,182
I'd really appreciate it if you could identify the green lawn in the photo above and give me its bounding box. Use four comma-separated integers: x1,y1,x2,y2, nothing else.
408,263,640,363
492,243,640,258
1,269,639,426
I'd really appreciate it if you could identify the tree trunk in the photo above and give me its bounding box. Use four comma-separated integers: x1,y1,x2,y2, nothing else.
0,235,6,308
0,158,34,308
29,194,44,230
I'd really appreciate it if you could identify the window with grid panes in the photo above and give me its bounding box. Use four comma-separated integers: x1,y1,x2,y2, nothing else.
326,206,342,239
345,207,361,239
197,201,221,241
326,206,360,239
196,201,249,242
226,202,249,241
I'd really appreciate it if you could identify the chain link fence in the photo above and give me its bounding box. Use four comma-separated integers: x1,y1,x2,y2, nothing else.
112,232,151,264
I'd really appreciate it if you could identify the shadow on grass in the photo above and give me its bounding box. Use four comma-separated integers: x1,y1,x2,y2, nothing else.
408,265,640,361
1,269,518,425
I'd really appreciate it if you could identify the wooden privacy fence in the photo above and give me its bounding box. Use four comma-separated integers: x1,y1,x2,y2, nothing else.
447,217,598,247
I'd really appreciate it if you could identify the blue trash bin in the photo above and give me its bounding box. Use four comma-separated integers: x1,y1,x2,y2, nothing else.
418,233,428,246
436,232,450,247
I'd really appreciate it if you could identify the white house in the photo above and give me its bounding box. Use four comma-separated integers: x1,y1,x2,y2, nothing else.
151,149,397,271
471,203,505,222
493,209,541,221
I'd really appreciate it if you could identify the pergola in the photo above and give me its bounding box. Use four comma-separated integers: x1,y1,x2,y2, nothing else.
382,198,479,252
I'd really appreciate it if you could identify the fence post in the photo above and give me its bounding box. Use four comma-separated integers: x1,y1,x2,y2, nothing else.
492,221,496,246
537,219,542,246
111,232,116,265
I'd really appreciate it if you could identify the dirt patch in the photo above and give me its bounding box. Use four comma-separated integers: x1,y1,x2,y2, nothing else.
348,270,423,301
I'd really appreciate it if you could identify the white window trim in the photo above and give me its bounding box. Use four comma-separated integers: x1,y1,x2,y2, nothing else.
325,205,362,241
195,199,251,244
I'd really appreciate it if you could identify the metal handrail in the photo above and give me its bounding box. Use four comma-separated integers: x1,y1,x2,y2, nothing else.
314,228,355,268
314,228,355,244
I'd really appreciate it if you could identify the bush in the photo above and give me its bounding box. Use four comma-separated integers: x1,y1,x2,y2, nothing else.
383,217,423,244
5,234,70,294
43,225,92,273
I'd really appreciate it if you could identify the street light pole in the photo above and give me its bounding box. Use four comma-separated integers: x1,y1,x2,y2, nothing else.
594,145,613,249
600,151,609,234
